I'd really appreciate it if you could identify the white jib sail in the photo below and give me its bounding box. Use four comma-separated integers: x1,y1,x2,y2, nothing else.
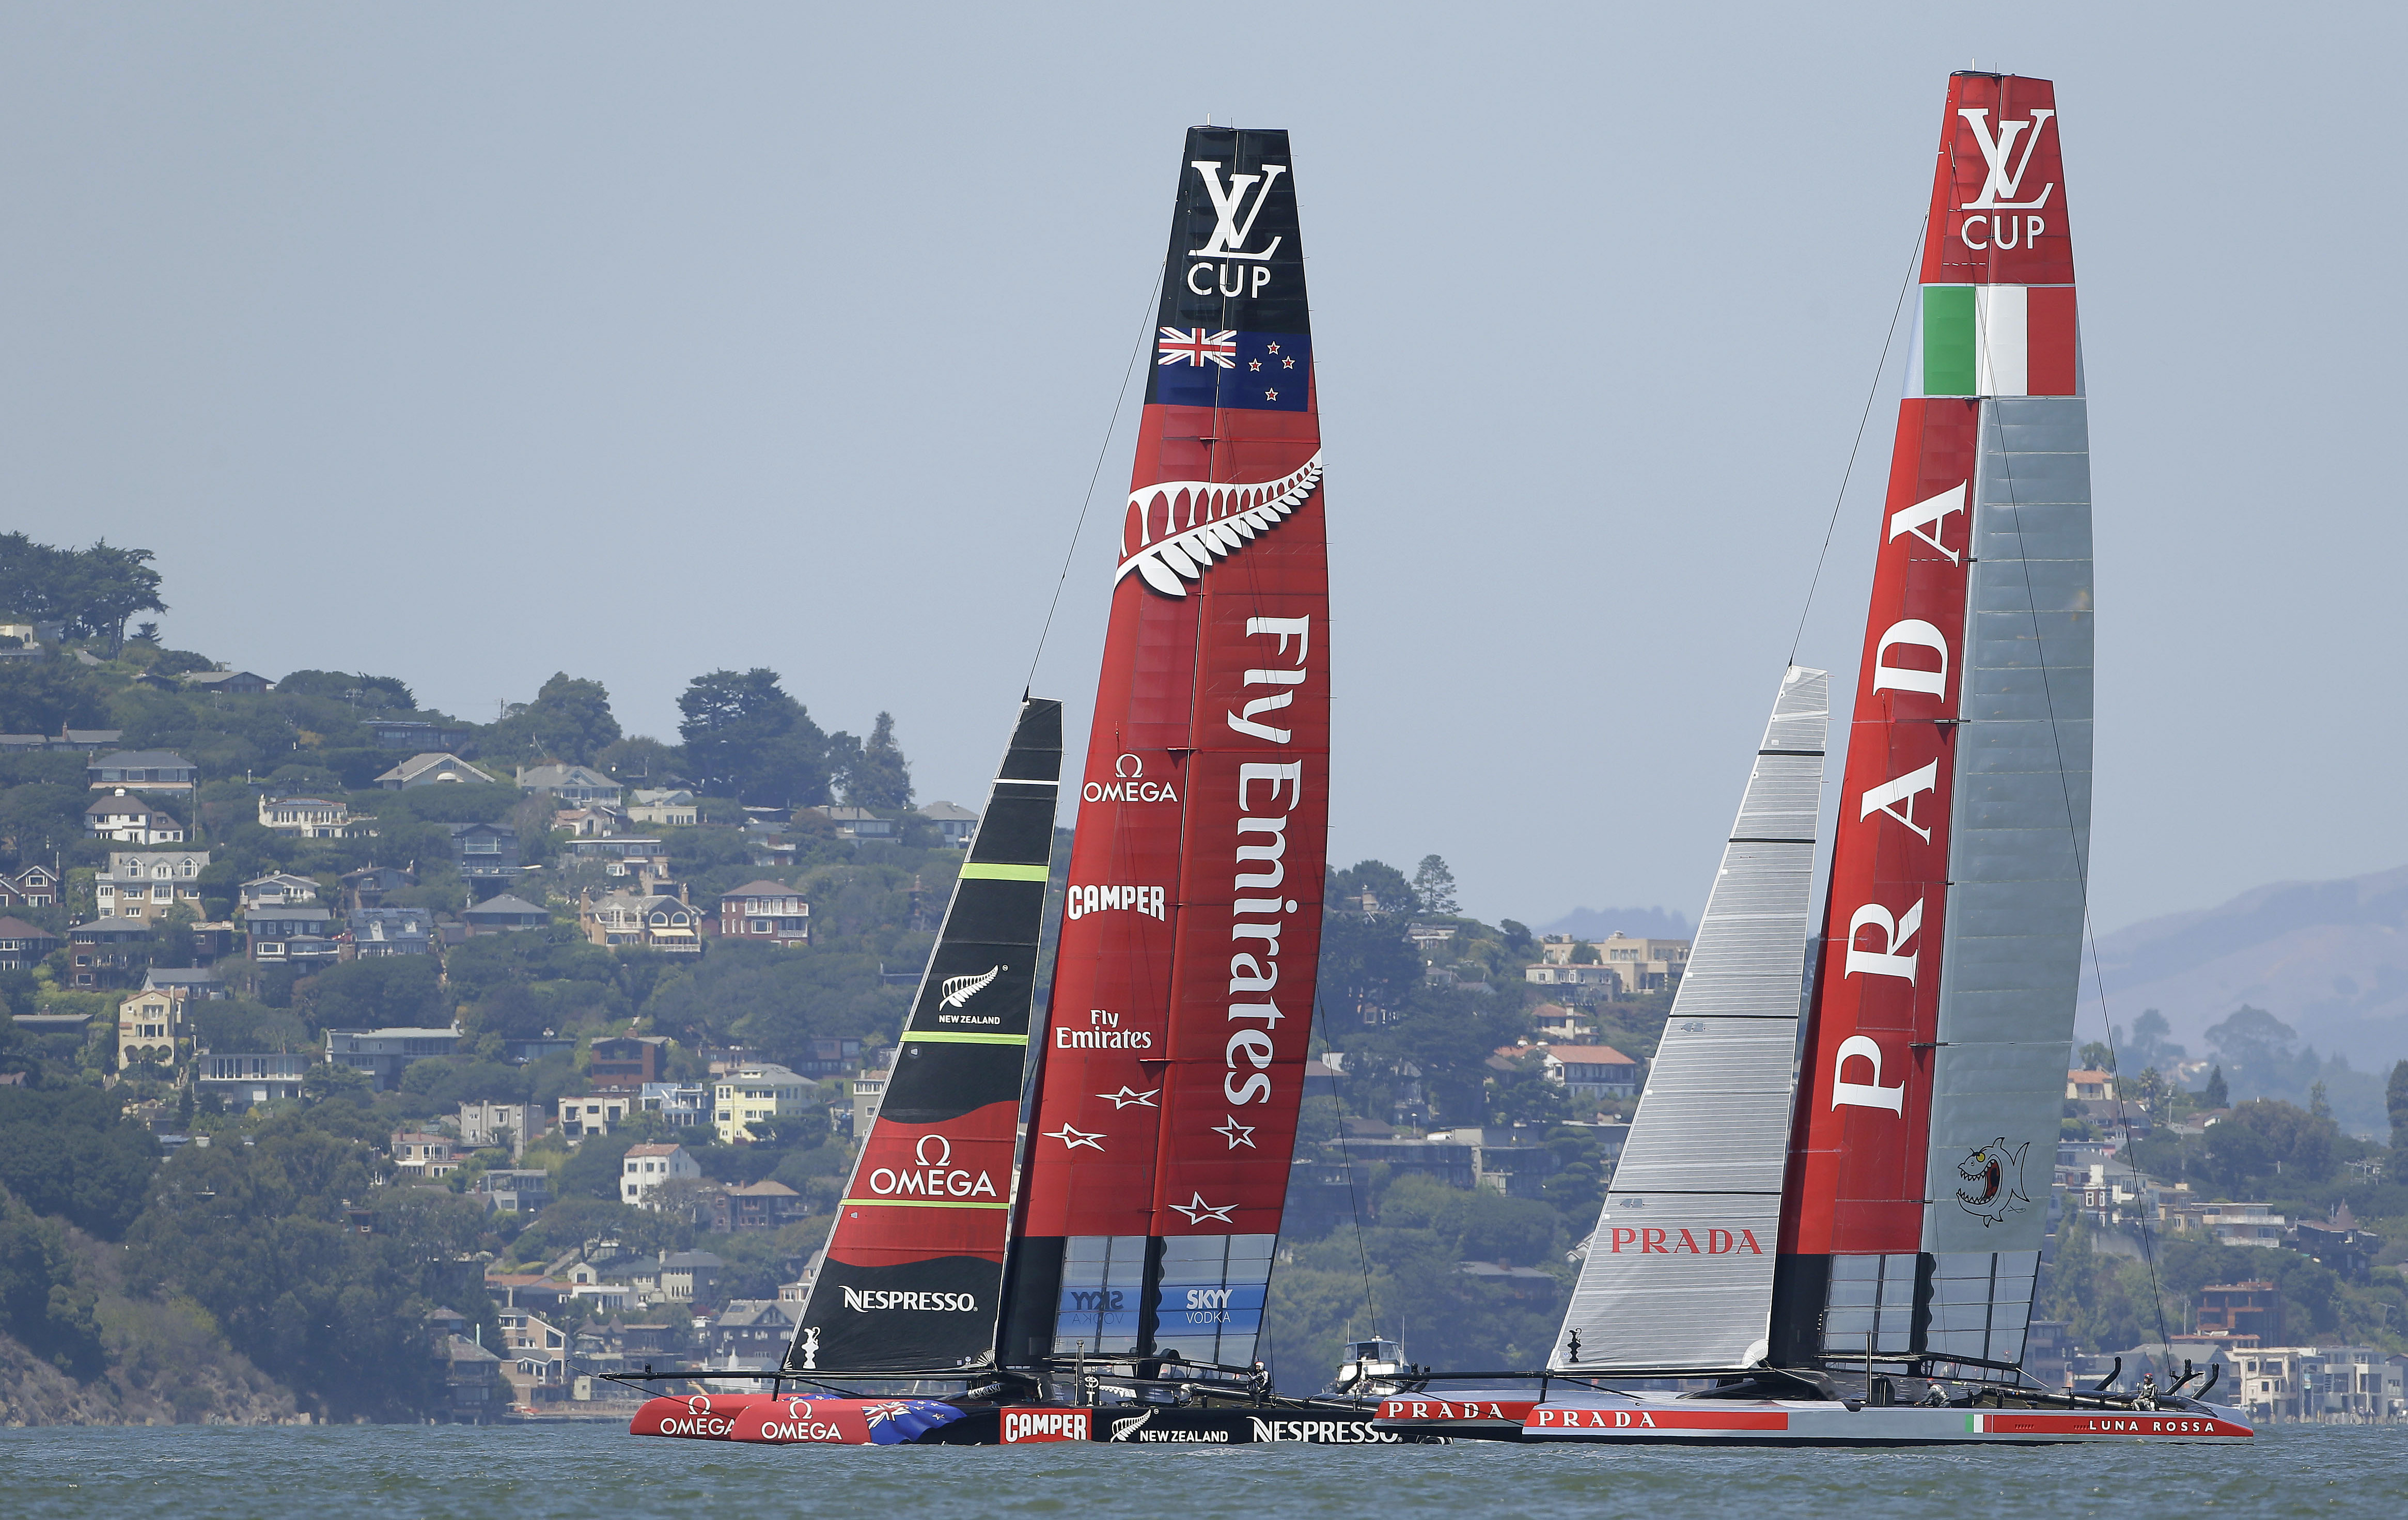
1554,665,1829,1373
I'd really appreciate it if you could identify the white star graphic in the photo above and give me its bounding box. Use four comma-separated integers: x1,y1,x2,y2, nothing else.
1045,1123,1104,1151
1265,342,1280,354
1264,388,1278,400
1096,1086,1160,1109
1212,1117,1256,1149
1169,1191,1237,1225
1248,358,1261,371
1280,356,1294,369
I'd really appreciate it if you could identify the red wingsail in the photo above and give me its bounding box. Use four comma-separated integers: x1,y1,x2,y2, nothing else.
1773,72,2083,1370
1009,126,1328,1372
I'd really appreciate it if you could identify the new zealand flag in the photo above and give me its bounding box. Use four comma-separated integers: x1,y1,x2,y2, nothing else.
1151,328,1312,412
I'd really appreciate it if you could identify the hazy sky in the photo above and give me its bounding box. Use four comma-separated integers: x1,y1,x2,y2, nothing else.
5,4,2401,935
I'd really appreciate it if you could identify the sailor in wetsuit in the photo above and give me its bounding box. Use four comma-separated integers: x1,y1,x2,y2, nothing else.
2135,1373,2159,1410
1918,1381,1949,1406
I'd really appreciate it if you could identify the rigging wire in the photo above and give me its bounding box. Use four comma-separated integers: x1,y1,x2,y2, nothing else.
1786,216,1929,668
1024,266,1166,693
1972,286,2176,1356
1317,992,1382,1343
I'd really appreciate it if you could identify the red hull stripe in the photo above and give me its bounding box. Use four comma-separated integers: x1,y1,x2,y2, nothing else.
1525,1407,1789,1432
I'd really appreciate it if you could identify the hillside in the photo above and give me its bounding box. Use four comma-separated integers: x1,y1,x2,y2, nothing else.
2086,864,2408,1076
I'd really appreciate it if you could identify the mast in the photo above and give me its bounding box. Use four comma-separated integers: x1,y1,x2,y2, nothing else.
1771,72,2089,1376
1006,126,1329,1375
1554,666,1829,1373
786,697,1062,1374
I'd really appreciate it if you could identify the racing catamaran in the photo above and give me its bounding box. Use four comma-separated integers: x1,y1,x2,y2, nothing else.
1378,71,2253,1448
631,123,1374,1445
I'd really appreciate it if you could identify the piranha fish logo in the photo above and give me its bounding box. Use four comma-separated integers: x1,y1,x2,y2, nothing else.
1956,1138,2031,1226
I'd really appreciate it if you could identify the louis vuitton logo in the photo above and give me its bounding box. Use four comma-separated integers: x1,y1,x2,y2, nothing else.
1189,160,1287,260
1959,107,2056,210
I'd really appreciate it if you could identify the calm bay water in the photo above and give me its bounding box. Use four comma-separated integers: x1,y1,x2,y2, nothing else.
1,1422,2397,1519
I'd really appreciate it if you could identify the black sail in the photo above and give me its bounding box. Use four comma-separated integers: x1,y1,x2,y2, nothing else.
786,698,1061,1373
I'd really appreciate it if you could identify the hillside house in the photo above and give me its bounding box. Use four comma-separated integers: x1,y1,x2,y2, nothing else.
1539,1044,1642,1102
182,670,272,694
391,1131,459,1178
517,764,623,807
239,873,319,910
85,749,197,793
1535,932,1692,993
364,719,470,751
116,988,190,1070
628,789,697,827
621,1143,702,1209
246,906,337,964
94,850,210,921
325,1026,461,1089
713,881,811,945
258,795,377,839
339,865,412,910
375,751,497,789
557,1093,633,1142
445,821,521,883
579,888,700,952
814,805,896,842
2066,1068,2117,1101
0,917,59,970
68,918,152,989
461,894,549,933
460,1101,536,1157
196,1052,310,1106
561,835,669,878
142,967,226,1001
916,800,979,847
712,1180,809,1232
85,791,185,844
589,1036,668,1091
714,1063,812,1145
348,907,430,957
0,864,60,908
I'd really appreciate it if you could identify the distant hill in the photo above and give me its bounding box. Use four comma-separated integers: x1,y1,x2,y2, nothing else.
1537,905,1695,941
2085,863,2408,1071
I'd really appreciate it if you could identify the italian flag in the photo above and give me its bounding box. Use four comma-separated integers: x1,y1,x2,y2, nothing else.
1919,285,2078,397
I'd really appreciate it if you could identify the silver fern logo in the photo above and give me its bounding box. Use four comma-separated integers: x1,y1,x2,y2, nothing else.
938,965,1003,1009
1117,452,1322,598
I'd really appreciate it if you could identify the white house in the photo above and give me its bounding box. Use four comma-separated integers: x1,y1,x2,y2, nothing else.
621,1142,702,1208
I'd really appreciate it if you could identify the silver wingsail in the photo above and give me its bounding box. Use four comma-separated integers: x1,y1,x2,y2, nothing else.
1554,665,1829,1372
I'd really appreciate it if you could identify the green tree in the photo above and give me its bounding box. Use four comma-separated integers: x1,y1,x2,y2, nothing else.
498,672,622,765
840,711,913,809
128,1127,478,1419
0,1193,104,1377
0,663,110,736
2202,1064,2229,1108
1315,912,1422,1026
2078,1040,2115,1072
2125,1009,2185,1072
0,533,166,655
1328,859,1417,915
276,670,416,710
0,782,91,870
2204,1006,2294,1096
0,1087,161,1239
2388,1059,2408,1149
1412,855,1460,915
676,669,831,806
292,957,446,1035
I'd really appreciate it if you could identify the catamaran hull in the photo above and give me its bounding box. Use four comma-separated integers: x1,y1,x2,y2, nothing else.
1513,1399,2253,1446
